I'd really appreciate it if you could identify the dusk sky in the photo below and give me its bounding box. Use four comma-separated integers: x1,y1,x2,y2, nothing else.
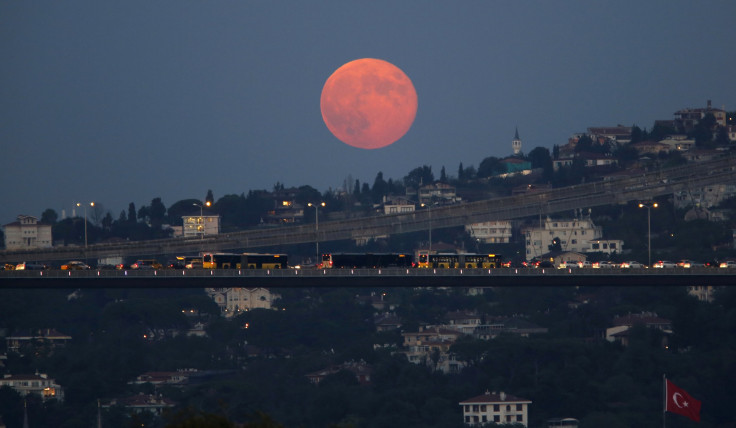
2,1,735,225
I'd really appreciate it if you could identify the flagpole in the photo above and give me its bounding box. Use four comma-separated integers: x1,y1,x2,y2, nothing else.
663,374,667,428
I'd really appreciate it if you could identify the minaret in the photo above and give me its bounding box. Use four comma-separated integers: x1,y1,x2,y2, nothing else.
512,127,522,155
23,400,28,428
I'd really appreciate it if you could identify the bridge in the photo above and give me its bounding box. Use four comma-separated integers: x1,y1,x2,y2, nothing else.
3,154,736,263
0,267,733,288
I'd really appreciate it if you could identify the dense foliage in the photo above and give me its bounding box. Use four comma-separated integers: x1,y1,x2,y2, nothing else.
1,284,735,427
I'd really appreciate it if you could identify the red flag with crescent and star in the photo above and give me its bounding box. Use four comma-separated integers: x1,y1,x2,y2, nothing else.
666,379,701,422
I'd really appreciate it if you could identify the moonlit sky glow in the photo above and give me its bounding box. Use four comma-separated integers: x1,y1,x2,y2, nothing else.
1,1,735,224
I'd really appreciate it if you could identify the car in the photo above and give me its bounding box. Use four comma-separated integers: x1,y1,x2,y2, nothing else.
61,261,91,270
704,259,720,268
593,261,616,268
719,261,736,268
15,262,48,270
652,260,676,268
620,261,645,268
131,259,163,270
186,259,203,269
576,261,592,268
677,260,698,268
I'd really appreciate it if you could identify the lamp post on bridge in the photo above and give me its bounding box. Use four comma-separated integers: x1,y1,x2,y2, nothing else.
193,201,211,239
638,202,658,267
420,201,434,253
307,202,326,264
76,202,95,248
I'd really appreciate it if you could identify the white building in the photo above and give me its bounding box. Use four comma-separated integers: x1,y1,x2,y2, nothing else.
102,394,175,415
674,184,736,210
524,216,604,260
0,373,64,401
205,287,280,317
382,196,416,215
465,220,513,244
588,239,623,256
401,326,466,374
181,215,220,238
2,215,53,250
460,390,531,427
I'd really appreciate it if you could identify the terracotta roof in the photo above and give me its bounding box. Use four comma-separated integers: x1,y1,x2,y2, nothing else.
460,390,531,404
2,373,53,381
612,313,670,327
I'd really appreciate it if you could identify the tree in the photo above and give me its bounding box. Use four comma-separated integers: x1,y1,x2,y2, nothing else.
149,197,167,229
164,407,236,427
128,203,137,225
168,199,205,224
205,189,215,205
526,147,551,170
574,135,595,153
629,125,647,144
477,156,503,178
649,122,676,141
439,166,447,183
40,209,58,224
372,172,388,203
692,113,717,147
615,144,640,168
295,185,322,207
404,166,433,189
549,237,562,252
90,203,105,226
101,212,113,231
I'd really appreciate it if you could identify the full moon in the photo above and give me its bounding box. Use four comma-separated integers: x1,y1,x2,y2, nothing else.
320,58,418,150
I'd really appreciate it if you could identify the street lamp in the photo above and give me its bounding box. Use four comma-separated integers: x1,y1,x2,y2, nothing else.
307,202,326,262
420,202,433,253
638,202,658,267
193,201,211,239
75,202,95,248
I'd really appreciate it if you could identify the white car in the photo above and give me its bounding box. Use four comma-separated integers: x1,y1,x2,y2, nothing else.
620,261,645,268
652,260,676,268
719,261,736,268
593,261,616,269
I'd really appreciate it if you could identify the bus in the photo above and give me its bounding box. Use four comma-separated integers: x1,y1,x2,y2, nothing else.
202,253,288,269
202,253,241,269
241,253,288,269
320,253,413,269
416,251,503,269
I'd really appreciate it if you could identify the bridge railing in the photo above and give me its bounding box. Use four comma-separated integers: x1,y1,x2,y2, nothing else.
0,266,730,281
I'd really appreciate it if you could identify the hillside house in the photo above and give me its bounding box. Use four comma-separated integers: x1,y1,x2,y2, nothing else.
460,390,532,427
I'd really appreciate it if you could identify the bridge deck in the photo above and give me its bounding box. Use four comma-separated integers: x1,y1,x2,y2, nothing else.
1,267,733,288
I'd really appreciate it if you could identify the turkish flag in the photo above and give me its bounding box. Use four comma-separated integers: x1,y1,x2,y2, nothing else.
666,379,701,422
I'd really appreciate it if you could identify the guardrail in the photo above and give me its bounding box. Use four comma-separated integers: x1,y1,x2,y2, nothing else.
2,267,734,288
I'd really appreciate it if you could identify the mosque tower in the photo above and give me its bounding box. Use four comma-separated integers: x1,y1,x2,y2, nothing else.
512,127,522,155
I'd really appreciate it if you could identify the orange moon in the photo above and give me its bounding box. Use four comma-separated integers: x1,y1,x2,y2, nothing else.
320,58,418,150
